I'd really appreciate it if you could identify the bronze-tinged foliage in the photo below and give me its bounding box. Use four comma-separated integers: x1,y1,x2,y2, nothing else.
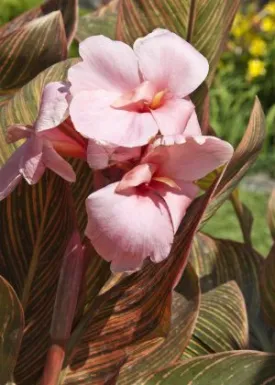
141,351,275,384
117,264,201,385
117,0,240,85
190,233,263,315
0,174,74,385
183,281,249,358
0,0,78,46
0,59,92,385
0,275,24,384
0,11,67,90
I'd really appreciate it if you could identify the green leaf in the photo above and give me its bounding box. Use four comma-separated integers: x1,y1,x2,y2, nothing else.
117,0,240,85
117,264,201,385
141,351,275,384
0,11,67,90
0,0,78,46
261,244,275,328
76,0,119,42
0,275,24,384
183,281,248,358
201,97,265,226
59,171,222,384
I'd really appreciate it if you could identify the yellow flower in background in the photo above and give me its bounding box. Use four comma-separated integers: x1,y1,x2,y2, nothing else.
249,38,267,56
261,16,275,33
232,13,250,38
247,59,266,79
264,2,275,16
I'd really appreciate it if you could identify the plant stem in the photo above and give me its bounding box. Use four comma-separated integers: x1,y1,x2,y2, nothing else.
187,0,197,43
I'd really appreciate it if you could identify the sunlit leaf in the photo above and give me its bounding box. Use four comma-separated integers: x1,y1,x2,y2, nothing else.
183,281,248,358
0,275,24,384
141,351,275,384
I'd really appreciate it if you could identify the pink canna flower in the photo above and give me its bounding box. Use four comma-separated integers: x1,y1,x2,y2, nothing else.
68,29,209,148
0,82,87,200
85,135,233,272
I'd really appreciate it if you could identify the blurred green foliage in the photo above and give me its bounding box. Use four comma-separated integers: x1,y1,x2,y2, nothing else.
211,1,275,176
0,0,41,24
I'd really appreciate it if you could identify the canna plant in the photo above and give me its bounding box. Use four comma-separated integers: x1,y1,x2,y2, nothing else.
0,0,275,385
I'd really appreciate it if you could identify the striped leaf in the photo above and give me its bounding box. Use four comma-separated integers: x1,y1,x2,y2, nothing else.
0,275,24,384
59,168,223,384
141,351,275,384
201,97,265,225
261,244,275,328
0,11,67,90
190,233,263,317
183,281,248,358
0,0,78,46
116,264,201,385
268,189,275,241
76,0,119,42
117,0,240,85
0,59,93,385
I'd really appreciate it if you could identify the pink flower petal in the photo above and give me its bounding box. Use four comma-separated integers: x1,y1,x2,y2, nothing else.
35,82,69,133
85,182,174,272
68,35,140,95
20,137,45,184
144,135,234,181
87,140,141,169
150,98,194,135
116,163,157,192
184,110,202,136
134,29,209,98
43,142,76,182
151,180,198,232
70,90,158,147
0,143,28,200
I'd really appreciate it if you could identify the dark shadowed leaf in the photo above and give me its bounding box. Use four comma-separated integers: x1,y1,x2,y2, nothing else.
183,281,249,358
59,171,224,384
201,97,265,225
261,244,275,328
0,0,78,46
77,0,119,42
0,275,24,384
141,351,275,384
190,233,262,317
116,264,201,385
117,0,240,85
0,11,67,90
